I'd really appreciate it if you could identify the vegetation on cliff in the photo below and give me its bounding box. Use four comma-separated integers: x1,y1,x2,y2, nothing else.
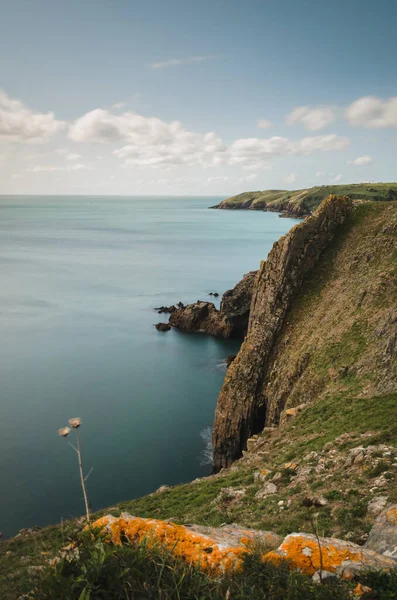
212,182,397,216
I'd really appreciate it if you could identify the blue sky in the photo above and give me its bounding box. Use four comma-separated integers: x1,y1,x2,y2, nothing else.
1,0,397,194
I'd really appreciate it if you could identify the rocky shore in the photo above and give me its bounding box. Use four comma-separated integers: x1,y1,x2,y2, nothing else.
154,270,257,339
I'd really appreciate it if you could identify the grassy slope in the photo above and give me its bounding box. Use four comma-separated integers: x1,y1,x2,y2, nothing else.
215,182,397,214
1,202,396,598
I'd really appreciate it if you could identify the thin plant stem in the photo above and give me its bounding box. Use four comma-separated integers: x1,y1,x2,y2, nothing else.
75,429,90,523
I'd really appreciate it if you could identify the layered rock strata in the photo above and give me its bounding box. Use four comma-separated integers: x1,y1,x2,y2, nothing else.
212,195,353,471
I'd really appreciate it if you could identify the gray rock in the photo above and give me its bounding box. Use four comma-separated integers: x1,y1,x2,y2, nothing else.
365,504,397,558
368,496,388,517
255,482,277,499
312,570,338,584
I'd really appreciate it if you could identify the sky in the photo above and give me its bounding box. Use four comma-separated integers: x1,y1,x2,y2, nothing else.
1,0,397,196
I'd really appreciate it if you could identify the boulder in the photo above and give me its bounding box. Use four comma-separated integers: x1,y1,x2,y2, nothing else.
264,532,397,577
255,482,277,499
365,505,397,558
155,322,171,332
367,496,389,517
155,305,176,314
92,514,280,574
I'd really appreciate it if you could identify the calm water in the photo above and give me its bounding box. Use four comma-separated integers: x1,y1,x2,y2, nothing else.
0,195,297,538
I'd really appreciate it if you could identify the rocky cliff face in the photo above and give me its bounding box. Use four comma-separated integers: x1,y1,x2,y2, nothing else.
169,270,257,339
212,195,353,471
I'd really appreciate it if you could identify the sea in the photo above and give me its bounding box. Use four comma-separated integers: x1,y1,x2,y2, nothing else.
0,195,297,538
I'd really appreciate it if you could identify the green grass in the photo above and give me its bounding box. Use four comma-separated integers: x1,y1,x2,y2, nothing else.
21,527,389,600
215,182,397,215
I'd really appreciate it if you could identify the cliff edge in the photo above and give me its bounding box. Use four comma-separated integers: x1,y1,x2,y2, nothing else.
213,196,397,471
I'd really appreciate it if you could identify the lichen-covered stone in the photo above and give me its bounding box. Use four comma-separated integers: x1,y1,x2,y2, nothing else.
264,532,397,577
365,505,397,558
92,514,280,574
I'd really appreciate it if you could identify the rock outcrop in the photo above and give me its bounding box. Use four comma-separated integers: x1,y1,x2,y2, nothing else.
212,195,353,471
92,513,280,574
92,512,397,578
169,270,257,339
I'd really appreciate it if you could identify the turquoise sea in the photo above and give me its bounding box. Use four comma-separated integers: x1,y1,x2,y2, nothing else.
0,195,297,538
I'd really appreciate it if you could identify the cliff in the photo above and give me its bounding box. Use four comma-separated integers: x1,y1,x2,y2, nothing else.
213,195,354,471
212,183,397,217
168,270,257,338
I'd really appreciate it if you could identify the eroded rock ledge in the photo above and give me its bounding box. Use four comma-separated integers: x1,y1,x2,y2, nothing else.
168,270,257,339
212,195,353,472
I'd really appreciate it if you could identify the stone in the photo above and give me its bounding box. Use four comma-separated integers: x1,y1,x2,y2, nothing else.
312,570,338,584
365,504,397,558
92,514,281,574
280,404,307,424
253,469,269,482
155,305,176,314
255,482,277,499
367,496,388,517
344,447,366,468
264,532,397,577
154,485,171,493
155,322,171,332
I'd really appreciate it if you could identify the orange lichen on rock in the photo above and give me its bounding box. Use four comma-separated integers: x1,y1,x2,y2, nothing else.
263,533,397,576
353,583,372,597
386,507,397,525
92,514,251,573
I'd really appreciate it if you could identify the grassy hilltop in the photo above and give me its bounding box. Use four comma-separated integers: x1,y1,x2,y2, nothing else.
212,182,397,216
1,200,396,599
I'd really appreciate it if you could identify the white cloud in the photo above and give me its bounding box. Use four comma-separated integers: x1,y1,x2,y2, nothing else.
286,105,336,131
236,173,258,184
228,134,349,170
285,173,297,184
0,89,64,142
28,163,90,173
112,102,127,109
66,153,81,161
150,56,211,69
349,155,374,166
69,108,228,169
257,119,272,129
333,173,343,182
68,107,350,172
207,176,228,184
345,96,397,128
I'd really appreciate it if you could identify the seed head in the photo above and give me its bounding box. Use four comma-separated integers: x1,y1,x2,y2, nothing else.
58,427,71,438
69,417,82,429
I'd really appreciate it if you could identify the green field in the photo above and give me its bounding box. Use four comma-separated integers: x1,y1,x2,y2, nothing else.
213,182,397,215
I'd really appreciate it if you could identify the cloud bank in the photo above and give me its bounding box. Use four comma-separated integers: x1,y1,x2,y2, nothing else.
0,90,64,142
